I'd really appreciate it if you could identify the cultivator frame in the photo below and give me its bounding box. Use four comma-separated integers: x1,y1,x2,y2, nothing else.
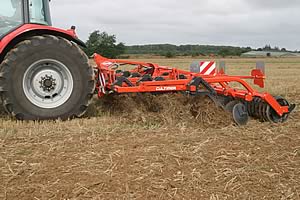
94,54,295,125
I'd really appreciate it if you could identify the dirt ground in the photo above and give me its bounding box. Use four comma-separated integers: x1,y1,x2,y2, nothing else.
0,58,299,200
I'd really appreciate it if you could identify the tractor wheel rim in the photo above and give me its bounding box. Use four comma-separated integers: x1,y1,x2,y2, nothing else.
23,59,74,109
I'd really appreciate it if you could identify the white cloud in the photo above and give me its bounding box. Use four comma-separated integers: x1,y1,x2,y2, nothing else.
50,0,300,50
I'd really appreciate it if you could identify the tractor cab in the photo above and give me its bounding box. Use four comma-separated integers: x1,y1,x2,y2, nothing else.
0,0,51,38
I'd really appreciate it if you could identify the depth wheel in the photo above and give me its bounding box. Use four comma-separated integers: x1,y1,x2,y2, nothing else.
0,35,95,120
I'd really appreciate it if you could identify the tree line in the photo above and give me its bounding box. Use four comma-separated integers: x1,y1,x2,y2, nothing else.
84,30,292,58
125,44,252,57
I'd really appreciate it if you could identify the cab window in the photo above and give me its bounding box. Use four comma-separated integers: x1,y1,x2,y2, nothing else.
0,0,23,37
29,0,48,25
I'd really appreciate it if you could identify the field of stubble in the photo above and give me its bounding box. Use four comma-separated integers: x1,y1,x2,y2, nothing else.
0,57,299,200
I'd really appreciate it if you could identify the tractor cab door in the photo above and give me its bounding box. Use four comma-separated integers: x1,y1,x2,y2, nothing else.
29,0,52,25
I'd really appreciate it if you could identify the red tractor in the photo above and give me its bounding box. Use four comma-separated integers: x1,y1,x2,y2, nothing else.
0,0,94,120
0,0,296,125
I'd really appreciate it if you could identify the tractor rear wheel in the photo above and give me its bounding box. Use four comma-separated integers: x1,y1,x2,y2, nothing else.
0,35,95,120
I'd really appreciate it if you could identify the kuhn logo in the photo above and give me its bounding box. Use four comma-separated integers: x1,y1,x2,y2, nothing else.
156,86,177,91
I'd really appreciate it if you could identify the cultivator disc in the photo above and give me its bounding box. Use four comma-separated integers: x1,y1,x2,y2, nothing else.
247,96,295,123
221,96,296,126
228,102,249,126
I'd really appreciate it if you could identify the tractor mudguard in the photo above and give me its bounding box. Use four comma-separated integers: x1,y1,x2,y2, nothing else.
0,24,85,61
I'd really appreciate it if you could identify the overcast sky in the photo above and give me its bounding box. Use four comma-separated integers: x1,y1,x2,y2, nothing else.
50,0,300,50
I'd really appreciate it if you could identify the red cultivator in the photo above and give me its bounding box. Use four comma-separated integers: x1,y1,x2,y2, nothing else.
93,54,295,125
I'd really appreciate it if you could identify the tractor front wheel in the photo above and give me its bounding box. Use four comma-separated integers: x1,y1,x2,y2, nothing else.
0,35,95,120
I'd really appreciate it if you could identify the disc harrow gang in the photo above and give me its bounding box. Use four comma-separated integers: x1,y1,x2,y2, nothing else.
246,96,294,123
93,54,296,126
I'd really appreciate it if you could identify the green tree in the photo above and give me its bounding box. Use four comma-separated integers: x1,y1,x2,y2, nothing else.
191,52,200,57
281,48,287,52
263,45,272,51
85,30,125,58
164,51,176,58
219,49,230,57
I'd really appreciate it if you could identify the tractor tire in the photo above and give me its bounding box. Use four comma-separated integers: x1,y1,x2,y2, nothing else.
0,35,95,120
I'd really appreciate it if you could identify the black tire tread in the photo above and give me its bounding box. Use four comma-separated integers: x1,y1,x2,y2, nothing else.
0,35,95,120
